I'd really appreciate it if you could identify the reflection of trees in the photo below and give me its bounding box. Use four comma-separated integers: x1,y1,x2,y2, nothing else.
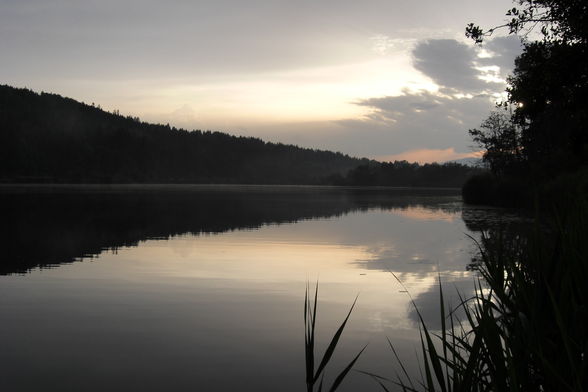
0,186,459,275
461,204,530,272
461,204,527,233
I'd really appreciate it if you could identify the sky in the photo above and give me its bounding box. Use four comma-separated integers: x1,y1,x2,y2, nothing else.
0,0,522,163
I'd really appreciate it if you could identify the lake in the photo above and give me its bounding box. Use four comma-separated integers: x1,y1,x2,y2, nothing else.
0,185,513,391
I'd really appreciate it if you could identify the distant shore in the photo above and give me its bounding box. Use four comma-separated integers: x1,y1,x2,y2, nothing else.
0,183,462,194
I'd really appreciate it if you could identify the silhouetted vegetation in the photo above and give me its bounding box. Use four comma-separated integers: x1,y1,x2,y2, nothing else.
372,200,588,392
304,283,365,392
372,2,588,390
464,0,588,206
462,172,527,207
331,161,483,188
319,3,588,390
1,85,483,187
0,85,368,184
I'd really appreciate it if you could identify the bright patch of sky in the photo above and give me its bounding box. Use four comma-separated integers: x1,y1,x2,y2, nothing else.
0,0,521,162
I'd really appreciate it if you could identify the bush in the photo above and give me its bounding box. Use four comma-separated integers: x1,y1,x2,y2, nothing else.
462,173,527,206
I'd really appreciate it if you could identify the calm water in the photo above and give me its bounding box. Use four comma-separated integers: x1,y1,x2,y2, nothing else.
0,185,513,391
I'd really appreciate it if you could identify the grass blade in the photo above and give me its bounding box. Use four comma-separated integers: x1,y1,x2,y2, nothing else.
328,345,367,392
314,295,359,382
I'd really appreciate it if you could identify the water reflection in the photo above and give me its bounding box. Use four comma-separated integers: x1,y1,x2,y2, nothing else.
0,185,514,392
0,185,460,275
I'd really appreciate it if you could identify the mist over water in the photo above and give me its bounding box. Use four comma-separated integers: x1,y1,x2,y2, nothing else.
0,185,512,391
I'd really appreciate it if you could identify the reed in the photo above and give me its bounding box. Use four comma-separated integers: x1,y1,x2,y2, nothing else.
374,201,588,391
304,200,587,391
304,282,366,392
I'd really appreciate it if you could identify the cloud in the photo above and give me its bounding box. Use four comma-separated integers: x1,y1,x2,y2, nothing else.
164,104,201,129
217,36,521,162
478,35,523,76
333,37,523,160
241,90,494,160
370,34,416,55
412,39,494,93
376,148,483,164
411,37,521,94
348,89,497,155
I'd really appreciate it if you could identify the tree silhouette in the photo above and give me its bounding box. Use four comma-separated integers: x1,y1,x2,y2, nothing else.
469,110,522,177
466,0,588,181
0,85,369,184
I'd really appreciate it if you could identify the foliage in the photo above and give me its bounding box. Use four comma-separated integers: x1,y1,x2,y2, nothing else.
461,173,527,207
304,283,366,392
372,201,588,391
468,111,523,177
0,85,367,184
464,0,588,203
0,84,481,187
466,0,588,44
507,41,588,175
333,161,484,188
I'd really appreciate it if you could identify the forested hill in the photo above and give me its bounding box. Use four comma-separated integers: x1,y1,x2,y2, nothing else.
0,85,369,184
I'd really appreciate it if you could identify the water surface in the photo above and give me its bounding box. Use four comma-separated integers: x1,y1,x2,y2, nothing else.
0,185,511,391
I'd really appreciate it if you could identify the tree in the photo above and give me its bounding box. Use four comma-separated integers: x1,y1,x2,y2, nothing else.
466,0,588,44
508,41,588,173
467,0,588,178
469,110,523,177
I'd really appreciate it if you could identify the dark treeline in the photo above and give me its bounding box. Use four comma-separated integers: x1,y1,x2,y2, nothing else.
464,0,588,206
0,85,368,184
0,84,479,187
330,160,483,187
0,185,460,275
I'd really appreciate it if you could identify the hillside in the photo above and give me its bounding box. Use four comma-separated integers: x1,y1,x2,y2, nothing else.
0,85,368,184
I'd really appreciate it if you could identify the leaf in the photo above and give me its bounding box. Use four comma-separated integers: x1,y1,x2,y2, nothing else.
313,295,359,382
328,345,367,392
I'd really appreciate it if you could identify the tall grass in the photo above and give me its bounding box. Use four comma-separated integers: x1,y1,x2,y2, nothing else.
304,200,587,391
304,282,366,392
374,201,588,391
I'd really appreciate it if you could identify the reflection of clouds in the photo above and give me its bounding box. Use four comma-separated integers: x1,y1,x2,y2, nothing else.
366,308,415,332
344,201,482,335
362,244,399,262
407,278,476,330
390,205,458,222
350,203,471,279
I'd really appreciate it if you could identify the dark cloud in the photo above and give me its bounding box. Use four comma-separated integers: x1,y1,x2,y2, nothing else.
333,37,523,157
412,39,492,93
347,89,495,155
479,35,524,76
411,37,522,94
